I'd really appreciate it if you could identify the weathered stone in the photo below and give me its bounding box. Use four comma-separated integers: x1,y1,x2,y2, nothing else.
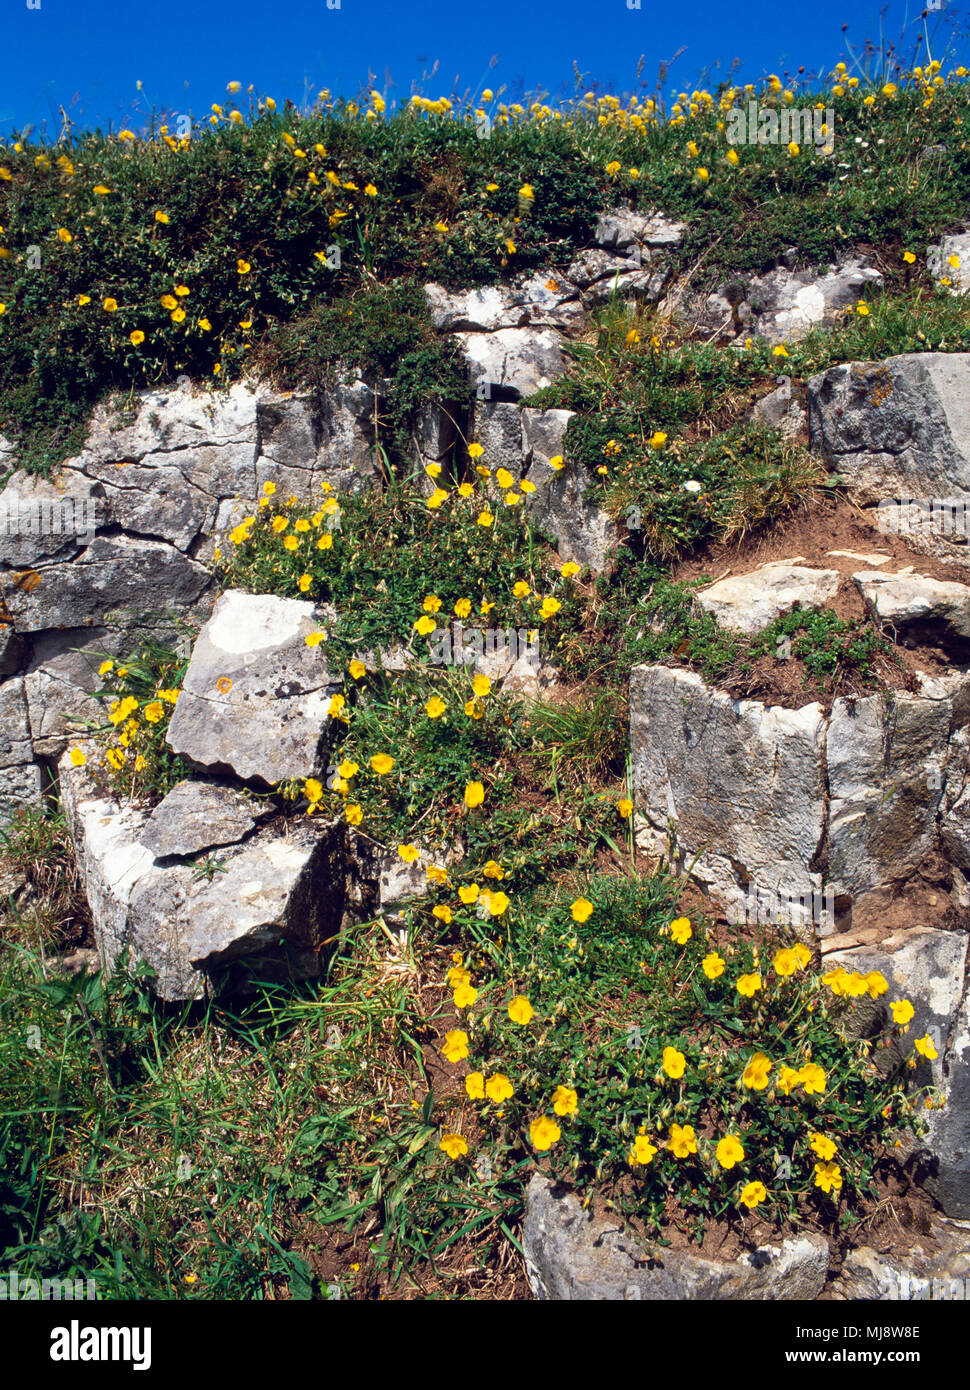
520,410,619,571
751,384,807,440
166,589,341,785
84,381,259,462
826,691,950,911
255,380,382,497
696,560,840,635
808,354,970,505
140,780,267,859
0,762,43,825
59,747,346,1001
832,1221,970,1300
411,402,458,474
0,469,101,568
630,665,826,918
523,1175,828,1300
472,400,524,482
594,208,687,251
0,626,23,677
824,927,968,1084
928,230,970,296
455,328,566,398
853,569,970,654
0,677,32,768
2,534,212,634
911,974,970,1218
86,463,212,551
743,259,883,343
425,275,583,335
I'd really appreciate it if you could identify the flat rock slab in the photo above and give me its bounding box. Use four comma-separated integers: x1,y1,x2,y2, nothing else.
696,560,840,634
166,589,341,785
140,779,269,859
523,1175,828,1300
853,569,970,651
832,1220,970,1299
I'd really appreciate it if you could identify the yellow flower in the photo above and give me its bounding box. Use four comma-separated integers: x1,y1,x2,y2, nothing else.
283,535,299,551
809,1133,837,1161
742,1052,772,1090
662,1046,686,1080
370,753,394,774
772,344,789,358
465,1072,485,1100
485,1074,514,1103
617,798,633,817
813,1161,842,1194
454,598,472,618
787,141,799,157
726,148,740,166
155,210,170,224
453,982,479,1009
345,804,363,826
570,898,593,923
199,318,212,332
561,562,581,578
716,1134,745,1170
891,999,915,1027
773,947,803,977
103,298,118,312
414,615,437,635
348,660,366,680
695,167,709,184
143,700,164,724
739,1181,767,1209
551,1086,578,1117
77,294,91,306
667,1123,697,1158
304,631,327,647
518,183,535,200
477,510,494,528
530,1116,561,1151
129,330,145,346
465,698,484,720
472,674,491,698
425,696,446,719
364,183,377,197
866,971,888,998
105,748,126,770
317,534,333,551
629,1134,658,1167
56,227,73,243
458,883,480,905
496,468,516,490
736,972,762,998
539,597,561,620
397,843,420,863
776,1064,801,1096
304,778,324,805
508,995,533,1025
98,660,114,676
441,1030,469,1063
68,748,87,767
798,1062,827,1096
914,1034,938,1060
439,1133,468,1160
548,455,564,471
427,488,449,509
702,952,725,980
237,259,251,274
482,860,505,880
903,251,917,265
487,891,510,917
175,284,190,296
669,916,692,944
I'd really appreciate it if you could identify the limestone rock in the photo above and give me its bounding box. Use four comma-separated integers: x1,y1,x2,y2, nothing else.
455,328,566,399
140,780,269,859
523,1175,828,1300
165,589,342,785
853,569,970,653
696,560,840,635
1,534,211,633
808,354,970,505
630,665,826,919
59,748,346,1001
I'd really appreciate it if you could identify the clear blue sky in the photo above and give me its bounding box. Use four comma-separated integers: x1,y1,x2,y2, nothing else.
3,0,966,138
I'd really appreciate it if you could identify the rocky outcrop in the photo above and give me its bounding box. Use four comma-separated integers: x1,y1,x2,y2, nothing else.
165,590,342,785
630,663,970,929
58,751,348,1001
523,1175,829,1300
